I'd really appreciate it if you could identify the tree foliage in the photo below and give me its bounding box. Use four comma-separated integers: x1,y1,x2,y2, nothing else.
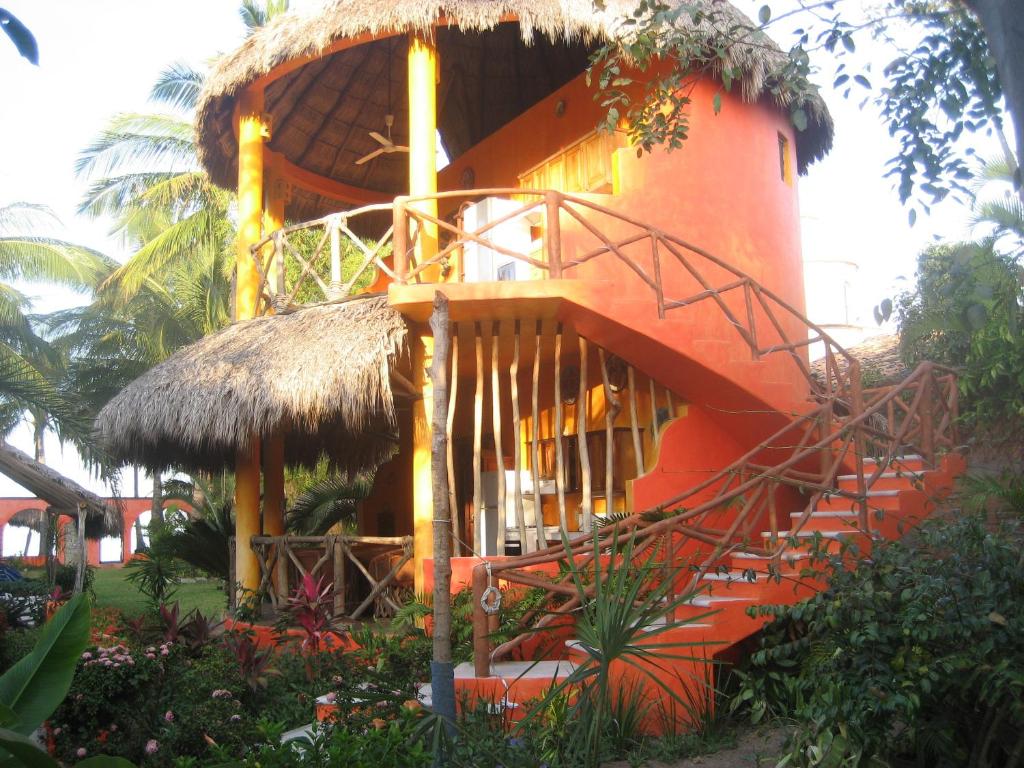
591,0,1016,214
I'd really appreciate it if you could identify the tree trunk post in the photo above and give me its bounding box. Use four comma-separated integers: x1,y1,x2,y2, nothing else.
427,291,456,731
74,503,87,595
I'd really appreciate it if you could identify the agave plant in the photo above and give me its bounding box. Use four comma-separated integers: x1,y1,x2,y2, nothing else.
517,530,719,766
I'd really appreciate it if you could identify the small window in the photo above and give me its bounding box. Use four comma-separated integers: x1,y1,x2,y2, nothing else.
496,262,517,281
777,133,792,184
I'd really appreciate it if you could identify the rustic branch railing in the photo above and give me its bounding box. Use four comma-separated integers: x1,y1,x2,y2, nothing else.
249,188,960,675
250,534,413,621
471,361,958,674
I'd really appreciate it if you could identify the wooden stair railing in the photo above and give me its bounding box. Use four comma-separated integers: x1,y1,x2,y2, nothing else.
247,190,960,675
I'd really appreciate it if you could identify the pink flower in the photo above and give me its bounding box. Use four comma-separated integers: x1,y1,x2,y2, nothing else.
76,748,87,758
229,714,242,723
211,689,232,699
109,724,118,732
145,739,159,755
81,652,92,660
324,692,336,703
52,727,62,736
164,711,174,722
160,648,169,656
146,653,156,660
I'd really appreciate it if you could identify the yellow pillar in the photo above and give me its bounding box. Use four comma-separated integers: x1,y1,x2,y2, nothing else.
262,151,287,540
407,34,439,266
234,86,266,605
412,330,434,593
408,34,441,594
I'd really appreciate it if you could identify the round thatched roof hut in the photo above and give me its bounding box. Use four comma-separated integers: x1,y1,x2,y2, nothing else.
95,295,409,474
196,0,833,220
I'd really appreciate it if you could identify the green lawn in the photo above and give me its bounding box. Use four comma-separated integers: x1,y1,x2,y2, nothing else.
91,567,228,619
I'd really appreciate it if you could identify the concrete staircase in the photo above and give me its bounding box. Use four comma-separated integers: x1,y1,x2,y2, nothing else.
448,451,964,721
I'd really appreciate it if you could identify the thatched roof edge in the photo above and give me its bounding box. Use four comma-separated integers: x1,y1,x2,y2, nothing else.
196,0,833,189
94,295,408,474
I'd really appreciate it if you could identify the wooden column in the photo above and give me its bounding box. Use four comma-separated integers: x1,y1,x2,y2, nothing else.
412,330,434,594
407,34,439,272
261,155,286,557
264,150,287,311
234,86,266,605
577,337,592,532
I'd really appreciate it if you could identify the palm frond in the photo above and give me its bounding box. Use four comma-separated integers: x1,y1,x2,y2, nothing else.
0,237,114,289
286,476,372,536
74,113,197,180
239,0,289,34
150,62,205,112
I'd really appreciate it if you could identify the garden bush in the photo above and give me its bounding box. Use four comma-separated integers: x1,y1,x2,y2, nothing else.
0,578,49,627
733,514,1024,767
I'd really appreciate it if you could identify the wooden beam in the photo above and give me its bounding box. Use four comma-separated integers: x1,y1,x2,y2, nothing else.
490,321,505,556
446,327,461,557
578,337,592,532
473,322,484,556
530,321,544,551
510,320,527,549
553,324,567,532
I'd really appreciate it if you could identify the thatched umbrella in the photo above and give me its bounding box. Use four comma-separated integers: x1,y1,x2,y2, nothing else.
196,0,834,220
94,294,409,474
0,441,122,539
0,440,123,592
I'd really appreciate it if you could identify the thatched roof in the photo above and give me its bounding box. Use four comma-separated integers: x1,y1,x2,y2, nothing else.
197,0,833,218
0,442,122,539
811,334,908,388
94,295,408,474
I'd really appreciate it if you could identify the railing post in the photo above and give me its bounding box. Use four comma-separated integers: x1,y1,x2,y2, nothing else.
274,536,289,607
273,231,285,298
545,191,562,279
919,365,935,465
333,535,346,617
848,359,869,532
328,216,343,300
471,564,491,676
393,198,408,283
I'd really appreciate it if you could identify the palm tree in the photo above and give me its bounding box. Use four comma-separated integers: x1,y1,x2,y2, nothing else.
0,203,113,439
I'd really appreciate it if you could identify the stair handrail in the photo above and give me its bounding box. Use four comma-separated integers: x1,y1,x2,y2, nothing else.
474,360,958,674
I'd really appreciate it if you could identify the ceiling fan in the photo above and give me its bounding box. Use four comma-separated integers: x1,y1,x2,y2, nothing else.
354,114,408,165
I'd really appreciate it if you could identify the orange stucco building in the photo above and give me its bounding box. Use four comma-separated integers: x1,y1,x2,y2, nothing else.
96,0,963,722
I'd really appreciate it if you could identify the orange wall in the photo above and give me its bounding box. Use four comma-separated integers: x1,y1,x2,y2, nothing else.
435,67,809,419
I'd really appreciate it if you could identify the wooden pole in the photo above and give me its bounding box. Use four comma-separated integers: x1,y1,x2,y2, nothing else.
446,328,461,556
578,337,592,532
473,322,484,555
234,85,266,605
531,320,544,552
628,366,644,476
510,321,528,550
553,324,567,532
599,348,621,516
490,321,506,556
329,216,342,299
427,291,456,727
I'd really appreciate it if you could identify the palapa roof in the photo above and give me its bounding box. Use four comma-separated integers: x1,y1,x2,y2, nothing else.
94,295,408,474
197,0,833,219
0,442,122,539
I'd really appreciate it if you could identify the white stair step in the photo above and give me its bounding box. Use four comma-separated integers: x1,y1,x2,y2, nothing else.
837,471,922,481
454,659,576,680
790,511,861,518
416,682,432,707
701,572,765,582
685,595,755,608
862,454,923,467
733,550,811,560
281,723,315,745
761,529,854,539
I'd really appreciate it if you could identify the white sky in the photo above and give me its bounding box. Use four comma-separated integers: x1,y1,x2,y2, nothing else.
0,0,1005,498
